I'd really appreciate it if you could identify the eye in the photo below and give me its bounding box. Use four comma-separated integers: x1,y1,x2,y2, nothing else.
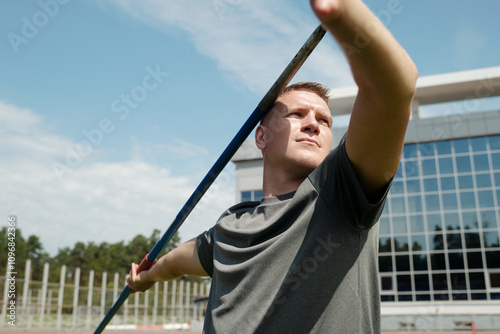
319,118,331,127
287,112,302,118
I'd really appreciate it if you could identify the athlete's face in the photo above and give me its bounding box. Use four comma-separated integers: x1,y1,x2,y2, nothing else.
256,90,333,177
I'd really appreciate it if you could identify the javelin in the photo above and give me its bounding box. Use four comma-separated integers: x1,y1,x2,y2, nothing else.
94,24,327,334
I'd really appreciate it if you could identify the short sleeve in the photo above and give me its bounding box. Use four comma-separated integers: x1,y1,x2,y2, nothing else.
196,227,215,277
308,134,391,230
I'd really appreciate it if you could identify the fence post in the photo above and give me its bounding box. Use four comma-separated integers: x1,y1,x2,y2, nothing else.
72,268,81,329
56,265,66,329
124,278,129,326
178,280,184,323
171,280,177,323
153,282,159,325
163,281,168,323
100,272,107,320
185,282,191,324
21,259,32,325
112,273,119,324
86,270,94,329
134,291,139,325
144,290,149,326
39,263,49,328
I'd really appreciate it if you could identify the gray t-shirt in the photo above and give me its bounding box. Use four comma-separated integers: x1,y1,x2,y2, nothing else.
197,137,390,333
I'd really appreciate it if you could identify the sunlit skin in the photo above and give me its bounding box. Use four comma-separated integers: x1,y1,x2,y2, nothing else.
255,90,333,197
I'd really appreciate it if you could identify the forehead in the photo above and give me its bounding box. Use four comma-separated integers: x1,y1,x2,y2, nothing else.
275,90,331,116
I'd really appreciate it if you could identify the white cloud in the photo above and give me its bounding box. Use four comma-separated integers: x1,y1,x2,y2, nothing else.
102,0,354,94
0,101,234,256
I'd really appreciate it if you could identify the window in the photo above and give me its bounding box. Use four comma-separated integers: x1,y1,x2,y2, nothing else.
456,156,472,173
481,211,498,229
422,159,437,175
381,276,394,290
430,234,445,251
379,256,393,272
460,192,476,209
407,195,423,213
490,272,500,288
492,153,500,169
396,255,411,271
392,180,404,194
414,274,430,291
489,135,500,150
448,252,464,269
447,233,463,250
391,197,406,214
394,236,409,251
431,253,446,270
426,214,443,232
471,137,487,152
475,173,492,188
474,154,490,171
442,194,458,211
467,252,483,269
409,215,425,233
483,231,500,248
458,175,473,189
423,178,438,192
420,142,435,157
462,211,479,230
379,237,392,253
436,140,452,155
413,254,428,271
486,251,500,268
464,233,481,249
404,144,418,159
453,138,469,153
432,274,448,290
392,216,408,234
425,194,440,211
469,272,486,290
478,190,495,208
439,157,454,174
240,189,263,202
440,176,456,190
444,212,460,230
450,273,466,290
397,275,412,291
405,179,420,193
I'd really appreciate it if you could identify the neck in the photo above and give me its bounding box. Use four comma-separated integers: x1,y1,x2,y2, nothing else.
261,163,307,198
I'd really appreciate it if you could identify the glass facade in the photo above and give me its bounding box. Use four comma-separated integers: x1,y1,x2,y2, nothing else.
239,134,500,303
380,134,500,302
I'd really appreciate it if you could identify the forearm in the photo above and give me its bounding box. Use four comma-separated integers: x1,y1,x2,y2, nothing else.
314,0,417,101
127,238,208,292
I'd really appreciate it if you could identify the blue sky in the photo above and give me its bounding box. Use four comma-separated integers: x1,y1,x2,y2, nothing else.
1,0,500,255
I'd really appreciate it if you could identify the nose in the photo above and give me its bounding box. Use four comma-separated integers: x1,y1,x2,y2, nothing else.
301,113,319,134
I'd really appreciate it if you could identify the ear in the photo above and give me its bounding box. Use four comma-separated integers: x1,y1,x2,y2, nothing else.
255,125,266,150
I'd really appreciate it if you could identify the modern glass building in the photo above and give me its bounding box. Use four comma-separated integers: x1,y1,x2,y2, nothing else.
231,67,500,331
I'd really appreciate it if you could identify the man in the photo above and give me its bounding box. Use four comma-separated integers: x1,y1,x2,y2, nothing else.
127,0,417,332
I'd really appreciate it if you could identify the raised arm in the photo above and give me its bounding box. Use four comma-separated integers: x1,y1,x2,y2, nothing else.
127,238,208,293
311,0,418,200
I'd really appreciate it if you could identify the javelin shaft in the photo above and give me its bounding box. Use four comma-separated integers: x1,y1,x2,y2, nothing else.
94,24,326,334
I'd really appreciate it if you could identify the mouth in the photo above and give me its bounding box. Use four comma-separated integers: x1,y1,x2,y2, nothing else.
297,138,320,147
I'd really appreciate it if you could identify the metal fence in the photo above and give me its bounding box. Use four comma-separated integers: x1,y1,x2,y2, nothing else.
1,260,210,330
